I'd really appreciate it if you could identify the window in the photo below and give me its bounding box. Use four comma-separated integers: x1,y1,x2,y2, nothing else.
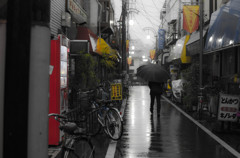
221,48,236,76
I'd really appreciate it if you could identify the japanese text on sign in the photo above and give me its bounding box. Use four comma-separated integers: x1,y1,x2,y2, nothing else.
218,93,240,122
111,83,122,100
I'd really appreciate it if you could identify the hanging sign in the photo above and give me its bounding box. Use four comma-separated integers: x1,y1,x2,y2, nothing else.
218,93,240,122
126,40,129,52
150,49,156,60
127,57,132,65
183,5,199,33
158,29,165,50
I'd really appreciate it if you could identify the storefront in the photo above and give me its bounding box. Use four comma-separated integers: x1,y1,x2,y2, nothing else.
204,0,240,94
167,35,191,79
167,35,191,64
199,0,240,117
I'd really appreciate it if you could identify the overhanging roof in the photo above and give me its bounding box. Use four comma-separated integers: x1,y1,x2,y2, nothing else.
205,0,240,52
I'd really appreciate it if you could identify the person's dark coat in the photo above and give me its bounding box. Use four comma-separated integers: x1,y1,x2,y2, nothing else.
148,81,164,95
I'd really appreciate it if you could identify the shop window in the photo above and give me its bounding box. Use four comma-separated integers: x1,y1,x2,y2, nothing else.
221,48,236,77
238,47,240,74
212,53,220,77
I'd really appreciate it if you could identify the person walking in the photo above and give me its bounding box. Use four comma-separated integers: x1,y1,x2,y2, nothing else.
148,81,164,116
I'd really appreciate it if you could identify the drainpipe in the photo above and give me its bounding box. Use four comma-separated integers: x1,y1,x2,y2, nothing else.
96,0,102,80
178,0,182,37
96,0,102,39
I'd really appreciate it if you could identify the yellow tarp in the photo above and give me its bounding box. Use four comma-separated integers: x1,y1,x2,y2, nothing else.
96,38,110,55
96,38,118,60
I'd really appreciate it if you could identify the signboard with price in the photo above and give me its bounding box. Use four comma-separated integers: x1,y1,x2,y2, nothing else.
218,93,240,122
111,83,122,100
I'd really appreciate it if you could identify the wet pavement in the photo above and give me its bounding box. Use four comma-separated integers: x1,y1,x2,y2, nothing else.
115,86,237,158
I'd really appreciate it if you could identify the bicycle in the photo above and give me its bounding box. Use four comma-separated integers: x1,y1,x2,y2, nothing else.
48,113,95,158
85,88,123,140
197,85,211,120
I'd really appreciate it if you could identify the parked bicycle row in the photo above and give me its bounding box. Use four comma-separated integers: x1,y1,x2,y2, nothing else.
49,84,125,158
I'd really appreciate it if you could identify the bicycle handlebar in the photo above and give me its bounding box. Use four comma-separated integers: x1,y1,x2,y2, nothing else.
48,113,67,120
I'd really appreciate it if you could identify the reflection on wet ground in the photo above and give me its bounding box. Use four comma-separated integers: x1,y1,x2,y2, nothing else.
115,86,236,158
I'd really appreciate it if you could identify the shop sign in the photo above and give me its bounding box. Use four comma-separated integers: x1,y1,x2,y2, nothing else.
111,83,122,100
218,93,240,122
67,0,87,23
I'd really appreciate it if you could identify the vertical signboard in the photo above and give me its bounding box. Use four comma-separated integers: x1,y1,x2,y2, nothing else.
158,29,165,50
111,83,122,100
218,93,240,122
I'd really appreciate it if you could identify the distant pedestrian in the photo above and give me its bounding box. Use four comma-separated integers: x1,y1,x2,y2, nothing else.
148,81,164,115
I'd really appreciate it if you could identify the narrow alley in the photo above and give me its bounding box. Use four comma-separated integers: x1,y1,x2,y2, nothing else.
114,86,237,158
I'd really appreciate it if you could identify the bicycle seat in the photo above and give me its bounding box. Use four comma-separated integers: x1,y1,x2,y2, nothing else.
60,122,85,135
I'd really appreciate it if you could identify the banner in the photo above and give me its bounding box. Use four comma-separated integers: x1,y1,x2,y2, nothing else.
150,49,156,60
183,5,199,33
127,57,132,65
158,29,165,50
126,40,129,52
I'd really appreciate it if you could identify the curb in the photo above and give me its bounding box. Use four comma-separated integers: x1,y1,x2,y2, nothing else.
162,95,240,158
105,98,127,158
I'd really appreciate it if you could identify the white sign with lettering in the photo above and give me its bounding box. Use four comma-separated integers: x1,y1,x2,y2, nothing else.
218,93,240,122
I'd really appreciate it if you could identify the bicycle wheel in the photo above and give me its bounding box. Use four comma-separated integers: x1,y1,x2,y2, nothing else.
86,109,101,136
66,137,95,158
105,108,123,140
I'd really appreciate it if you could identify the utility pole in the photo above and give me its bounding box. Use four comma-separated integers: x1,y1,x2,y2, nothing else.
199,0,203,90
122,0,127,72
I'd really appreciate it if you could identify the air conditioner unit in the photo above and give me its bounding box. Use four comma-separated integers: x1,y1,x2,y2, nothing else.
61,12,71,28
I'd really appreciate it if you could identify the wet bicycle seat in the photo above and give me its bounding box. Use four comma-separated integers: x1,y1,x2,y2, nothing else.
60,122,85,135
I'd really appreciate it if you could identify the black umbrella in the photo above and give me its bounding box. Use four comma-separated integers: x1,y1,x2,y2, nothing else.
136,64,170,83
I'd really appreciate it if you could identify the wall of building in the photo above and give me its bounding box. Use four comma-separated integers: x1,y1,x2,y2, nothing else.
165,0,179,23
50,0,66,38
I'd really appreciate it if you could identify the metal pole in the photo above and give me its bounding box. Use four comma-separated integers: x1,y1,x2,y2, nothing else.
28,1,50,158
122,0,127,72
199,0,203,90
